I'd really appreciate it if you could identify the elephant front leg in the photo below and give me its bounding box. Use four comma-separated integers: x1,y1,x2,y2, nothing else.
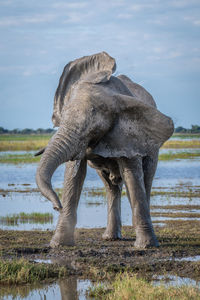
50,159,87,248
118,157,159,248
97,170,122,240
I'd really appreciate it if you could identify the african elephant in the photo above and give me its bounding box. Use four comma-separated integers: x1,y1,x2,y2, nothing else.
36,52,174,248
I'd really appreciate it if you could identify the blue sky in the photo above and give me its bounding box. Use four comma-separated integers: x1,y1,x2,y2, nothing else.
0,0,199,129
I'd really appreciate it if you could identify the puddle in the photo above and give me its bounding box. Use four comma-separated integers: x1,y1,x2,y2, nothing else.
159,148,200,154
175,256,200,262
153,275,200,288
34,259,52,264
0,277,93,300
170,136,200,140
152,216,200,221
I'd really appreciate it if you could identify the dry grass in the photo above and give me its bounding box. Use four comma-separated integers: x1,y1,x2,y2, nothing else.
0,134,199,151
162,140,200,149
0,212,53,225
0,140,48,151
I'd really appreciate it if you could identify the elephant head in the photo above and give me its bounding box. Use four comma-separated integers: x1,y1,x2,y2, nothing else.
36,52,174,210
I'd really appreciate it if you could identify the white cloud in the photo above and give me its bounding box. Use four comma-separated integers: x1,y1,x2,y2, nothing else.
153,47,164,54
63,11,93,24
52,2,88,9
184,16,200,26
167,51,182,59
170,0,200,8
130,4,154,11
0,13,56,27
117,13,133,19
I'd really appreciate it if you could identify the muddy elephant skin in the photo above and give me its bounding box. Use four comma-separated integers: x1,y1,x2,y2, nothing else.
36,52,174,248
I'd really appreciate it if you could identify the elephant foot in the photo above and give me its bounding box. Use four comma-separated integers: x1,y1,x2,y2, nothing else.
134,233,159,249
50,232,75,248
102,229,122,240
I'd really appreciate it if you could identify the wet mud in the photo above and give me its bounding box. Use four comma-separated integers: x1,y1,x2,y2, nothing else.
1,221,200,282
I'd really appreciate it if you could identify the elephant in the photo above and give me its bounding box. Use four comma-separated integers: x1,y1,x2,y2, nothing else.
36,52,174,249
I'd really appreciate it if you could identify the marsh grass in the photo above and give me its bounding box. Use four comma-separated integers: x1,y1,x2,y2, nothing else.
0,213,53,225
0,141,48,151
0,151,199,164
0,258,67,284
0,134,200,152
162,139,200,149
83,186,200,199
0,135,50,151
172,133,200,139
0,153,40,164
90,273,200,300
159,152,200,160
151,212,200,218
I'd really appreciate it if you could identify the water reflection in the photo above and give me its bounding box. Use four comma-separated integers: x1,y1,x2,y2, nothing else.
1,273,199,300
153,275,200,288
0,277,92,300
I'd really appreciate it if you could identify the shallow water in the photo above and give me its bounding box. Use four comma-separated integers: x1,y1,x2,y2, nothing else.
0,277,93,300
0,156,200,230
1,157,200,190
153,275,200,288
1,274,199,300
159,148,200,154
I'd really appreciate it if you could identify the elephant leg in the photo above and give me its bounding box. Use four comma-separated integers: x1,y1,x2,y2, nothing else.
118,156,159,248
97,170,122,240
143,151,159,208
50,159,87,247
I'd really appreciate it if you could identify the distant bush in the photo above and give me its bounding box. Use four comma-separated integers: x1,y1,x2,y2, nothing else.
174,125,200,134
0,127,56,135
0,124,200,135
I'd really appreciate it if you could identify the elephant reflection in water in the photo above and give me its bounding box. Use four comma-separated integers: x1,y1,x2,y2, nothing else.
36,52,174,249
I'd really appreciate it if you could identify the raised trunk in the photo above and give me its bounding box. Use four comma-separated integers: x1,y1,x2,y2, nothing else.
36,126,86,210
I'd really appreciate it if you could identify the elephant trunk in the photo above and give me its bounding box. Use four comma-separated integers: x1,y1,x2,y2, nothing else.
36,126,85,210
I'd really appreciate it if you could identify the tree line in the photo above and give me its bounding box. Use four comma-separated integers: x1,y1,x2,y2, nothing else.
174,125,200,134
0,127,56,135
0,125,200,135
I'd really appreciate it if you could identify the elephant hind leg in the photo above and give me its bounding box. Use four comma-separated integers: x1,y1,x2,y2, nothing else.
142,152,158,208
97,169,122,240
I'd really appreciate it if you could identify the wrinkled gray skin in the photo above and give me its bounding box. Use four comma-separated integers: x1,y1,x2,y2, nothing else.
36,52,174,249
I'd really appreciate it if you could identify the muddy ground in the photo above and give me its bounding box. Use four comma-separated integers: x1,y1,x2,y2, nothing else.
0,220,200,282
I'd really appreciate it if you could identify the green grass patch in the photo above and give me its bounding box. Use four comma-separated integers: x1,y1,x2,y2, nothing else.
159,152,200,160
172,133,200,139
0,141,48,151
162,139,200,149
0,151,199,164
151,189,200,198
0,213,53,225
0,258,67,284
83,186,200,199
151,212,200,218
0,134,52,151
0,153,40,164
0,133,199,151
92,273,200,300
0,134,52,141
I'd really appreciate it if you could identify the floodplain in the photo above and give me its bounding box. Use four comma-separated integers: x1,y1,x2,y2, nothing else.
0,133,200,299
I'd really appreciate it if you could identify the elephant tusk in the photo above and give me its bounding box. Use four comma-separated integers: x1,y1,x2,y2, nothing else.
34,147,46,157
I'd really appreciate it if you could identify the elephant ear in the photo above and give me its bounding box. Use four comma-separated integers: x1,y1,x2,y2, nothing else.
52,52,116,127
93,93,174,158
